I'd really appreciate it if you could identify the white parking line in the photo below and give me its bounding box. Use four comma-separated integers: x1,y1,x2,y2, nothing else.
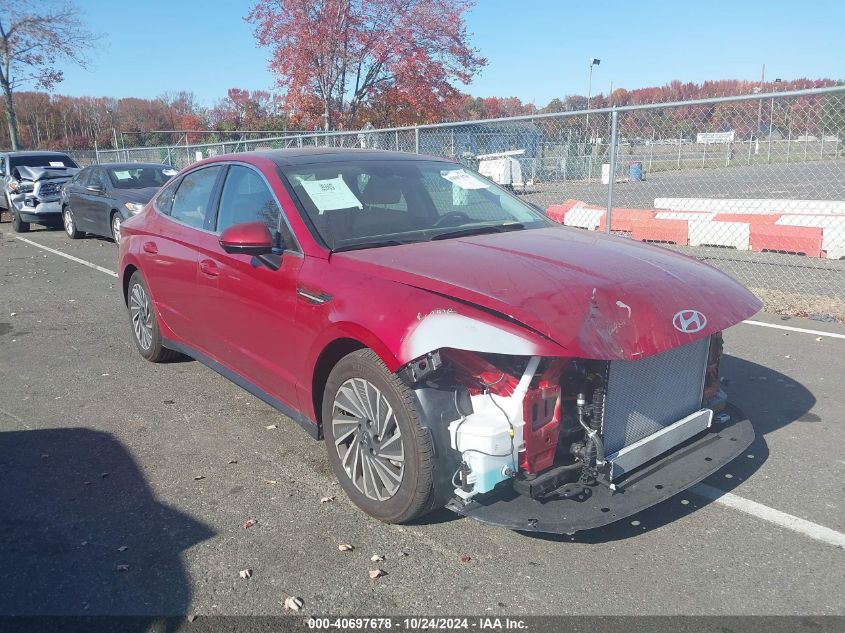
692,484,845,549
8,235,119,278
7,232,845,549
741,319,845,340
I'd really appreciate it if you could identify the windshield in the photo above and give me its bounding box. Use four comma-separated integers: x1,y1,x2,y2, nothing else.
106,165,176,190
10,154,78,169
280,159,551,251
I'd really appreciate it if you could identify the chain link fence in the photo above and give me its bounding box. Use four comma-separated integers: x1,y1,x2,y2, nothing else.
68,86,845,321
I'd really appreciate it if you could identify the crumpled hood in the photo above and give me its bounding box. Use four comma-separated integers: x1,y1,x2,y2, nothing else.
334,226,762,360
15,165,79,182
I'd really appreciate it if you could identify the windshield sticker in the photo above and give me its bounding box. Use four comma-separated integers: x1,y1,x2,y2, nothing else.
163,169,178,176
300,176,363,213
49,161,65,167
113,170,132,180
440,169,489,190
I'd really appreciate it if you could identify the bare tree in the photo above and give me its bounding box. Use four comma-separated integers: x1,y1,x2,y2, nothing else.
0,1,97,150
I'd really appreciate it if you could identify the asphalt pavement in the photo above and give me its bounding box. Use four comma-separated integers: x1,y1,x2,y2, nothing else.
1,224,843,617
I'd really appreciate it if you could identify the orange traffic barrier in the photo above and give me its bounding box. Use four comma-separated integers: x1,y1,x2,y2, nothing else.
631,219,689,245
749,224,825,257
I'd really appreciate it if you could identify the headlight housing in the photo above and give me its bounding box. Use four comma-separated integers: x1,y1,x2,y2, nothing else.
124,202,145,214
9,180,34,194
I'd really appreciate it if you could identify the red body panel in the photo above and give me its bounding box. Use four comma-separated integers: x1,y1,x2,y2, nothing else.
119,152,762,428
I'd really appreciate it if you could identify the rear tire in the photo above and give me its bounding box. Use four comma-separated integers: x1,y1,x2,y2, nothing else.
127,271,179,363
63,205,81,239
12,209,29,233
322,349,437,524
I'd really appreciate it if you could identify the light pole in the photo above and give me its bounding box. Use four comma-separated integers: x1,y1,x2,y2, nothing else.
767,78,782,163
585,58,600,141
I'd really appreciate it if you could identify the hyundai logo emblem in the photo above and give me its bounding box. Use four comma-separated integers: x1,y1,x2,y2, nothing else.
673,309,707,333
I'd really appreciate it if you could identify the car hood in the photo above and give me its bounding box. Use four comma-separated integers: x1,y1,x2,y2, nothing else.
333,227,762,360
15,165,79,182
115,187,160,204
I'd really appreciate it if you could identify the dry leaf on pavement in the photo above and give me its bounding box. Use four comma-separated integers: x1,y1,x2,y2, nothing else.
283,596,304,611
239,569,253,579
338,543,354,552
370,554,384,562
368,569,386,579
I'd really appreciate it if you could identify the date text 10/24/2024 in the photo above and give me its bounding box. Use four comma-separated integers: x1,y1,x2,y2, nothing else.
306,617,529,630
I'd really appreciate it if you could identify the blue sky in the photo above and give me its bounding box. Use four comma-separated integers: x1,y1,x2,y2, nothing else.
58,0,844,107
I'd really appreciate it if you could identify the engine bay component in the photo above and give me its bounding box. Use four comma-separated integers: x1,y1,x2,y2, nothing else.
448,356,540,498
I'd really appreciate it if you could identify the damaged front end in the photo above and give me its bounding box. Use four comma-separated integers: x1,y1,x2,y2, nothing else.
403,333,753,534
7,165,78,220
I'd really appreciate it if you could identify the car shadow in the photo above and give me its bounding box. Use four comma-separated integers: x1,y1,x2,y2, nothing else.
0,428,214,620
466,355,815,543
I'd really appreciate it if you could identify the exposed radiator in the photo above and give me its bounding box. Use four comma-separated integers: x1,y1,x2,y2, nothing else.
602,337,710,455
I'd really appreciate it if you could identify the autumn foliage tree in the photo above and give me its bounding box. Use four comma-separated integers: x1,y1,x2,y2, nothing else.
246,0,486,130
0,0,98,149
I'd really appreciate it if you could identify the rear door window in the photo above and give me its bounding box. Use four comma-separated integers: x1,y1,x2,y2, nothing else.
169,166,224,229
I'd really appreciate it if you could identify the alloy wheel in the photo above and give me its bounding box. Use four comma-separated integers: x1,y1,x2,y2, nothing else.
129,282,153,351
112,215,122,244
63,207,75,236
332,377,405,501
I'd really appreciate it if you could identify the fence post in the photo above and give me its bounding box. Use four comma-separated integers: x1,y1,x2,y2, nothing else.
395,130,399,151
786,129,791,163
747,136,753,165
94,139,99,165
605,109,618,234
804,129,809,160
414,127,420,154
648,131,654,170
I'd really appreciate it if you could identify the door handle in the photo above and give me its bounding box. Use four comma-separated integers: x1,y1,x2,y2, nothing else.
142,241,158,254
199,259,219,278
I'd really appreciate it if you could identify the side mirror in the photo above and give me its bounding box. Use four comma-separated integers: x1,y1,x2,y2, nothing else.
219,221,275,256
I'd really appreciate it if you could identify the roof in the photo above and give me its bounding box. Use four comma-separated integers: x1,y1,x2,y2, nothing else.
96,162,171,170
2,150,73,156
243,148,452,167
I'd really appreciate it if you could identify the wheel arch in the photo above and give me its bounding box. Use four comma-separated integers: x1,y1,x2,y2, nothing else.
307,325,401,431
121,264,138,306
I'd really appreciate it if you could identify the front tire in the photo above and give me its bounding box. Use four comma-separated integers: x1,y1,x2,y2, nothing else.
63,205,81,239
12,209,29,233
322,349,436,524
127,271,179,363
110,212,122,245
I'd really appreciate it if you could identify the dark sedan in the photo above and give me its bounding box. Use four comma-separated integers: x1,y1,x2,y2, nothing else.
61,163,178,244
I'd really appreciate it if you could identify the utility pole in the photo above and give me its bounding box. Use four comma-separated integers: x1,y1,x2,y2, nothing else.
756,63,765,135
585,58,600,140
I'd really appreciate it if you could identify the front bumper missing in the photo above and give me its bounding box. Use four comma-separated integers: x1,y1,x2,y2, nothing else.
445,413,754,534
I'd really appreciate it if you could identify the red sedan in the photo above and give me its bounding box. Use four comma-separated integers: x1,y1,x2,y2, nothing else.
118,149,761,533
